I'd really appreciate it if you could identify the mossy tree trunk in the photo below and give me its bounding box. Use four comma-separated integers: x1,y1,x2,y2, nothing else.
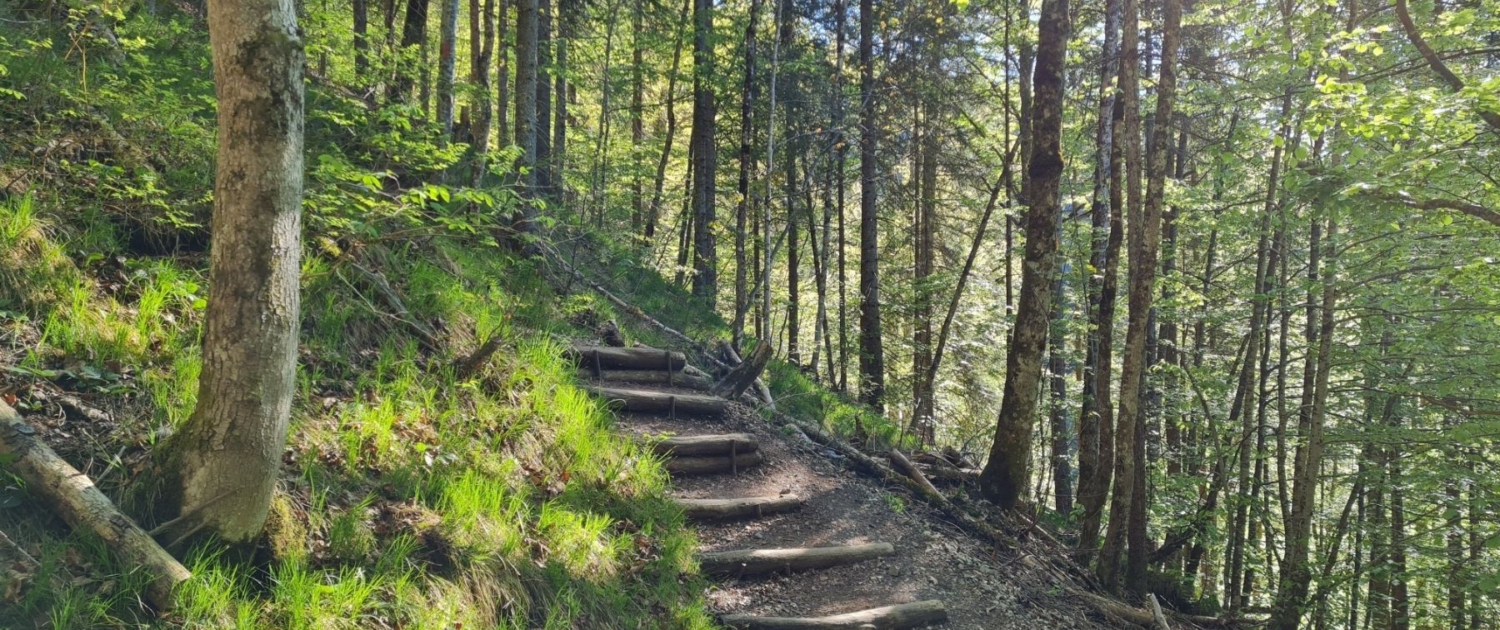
977,0,1068,510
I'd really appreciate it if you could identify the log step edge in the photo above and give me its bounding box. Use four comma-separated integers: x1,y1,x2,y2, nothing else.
674,495,803,521
697,542,896,576
720,600,949,630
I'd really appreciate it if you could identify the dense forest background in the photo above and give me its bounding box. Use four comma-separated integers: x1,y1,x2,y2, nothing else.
2,0,1500,626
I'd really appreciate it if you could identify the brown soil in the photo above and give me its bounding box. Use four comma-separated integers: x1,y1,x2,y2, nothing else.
606,378,1124,630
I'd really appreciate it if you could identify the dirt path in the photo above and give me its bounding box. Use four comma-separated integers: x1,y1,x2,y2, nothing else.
590,368,1122,630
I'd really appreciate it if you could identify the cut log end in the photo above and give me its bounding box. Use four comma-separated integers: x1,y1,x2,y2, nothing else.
721,600,948,630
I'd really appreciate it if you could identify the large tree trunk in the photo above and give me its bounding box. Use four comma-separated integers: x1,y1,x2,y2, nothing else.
166,0,304,544
688,0,718,306
1095,0,1143,586
977,0,1068,510
1075,0,1121,555
856,0,885,408
495,0,510,148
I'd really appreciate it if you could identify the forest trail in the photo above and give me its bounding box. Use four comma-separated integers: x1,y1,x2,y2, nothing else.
575,346,1118,629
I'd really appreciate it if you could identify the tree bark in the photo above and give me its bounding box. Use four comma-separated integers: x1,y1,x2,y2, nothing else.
687,0,718,306
856,0,885,407
165,0,304,545
977,0,1068,510
732,0,762,346
1096,0,1144,586
436,0,459,137
646,0,692,239
912,121,938,446
1075,0,1121,555
534,0,553,190
390,0,430,103
514,0,539,191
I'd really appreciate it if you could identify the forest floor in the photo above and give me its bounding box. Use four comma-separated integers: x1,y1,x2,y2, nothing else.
597,376,1121,629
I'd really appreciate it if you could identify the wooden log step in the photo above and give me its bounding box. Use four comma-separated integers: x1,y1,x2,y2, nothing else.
652,433,759,456
568,345,688,372
666,452,764,475
675,495,804,521
588,386,727,416
698,542,895,577
720,600,948,630
578,369,715,390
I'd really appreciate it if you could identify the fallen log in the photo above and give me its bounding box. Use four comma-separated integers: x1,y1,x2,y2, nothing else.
1148,593,1172,630
665,452,765,475
569,346,688,372
722,342,776,408
697,542,895,577
889,449,942,499
713,340,772,400
919,462,980,484
721,600,948,630
674,495,804,521
0,401,190,610
588,386,727,416
579,369,715,390
652,433,759,457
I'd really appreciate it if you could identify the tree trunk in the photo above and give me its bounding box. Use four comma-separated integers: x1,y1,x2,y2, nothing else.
390,0,429,102
834,0,849,394
630,0,645,233
732,0,761,346
1267,217,1336,629
166,0,304,544
470,0,496,185
553,0,571,192
1047,216,1071,515
977,0,1068,510
856,0,885,408
495,0,509,148
688,0,717,306
436,0,458,136
646,0,691,239
676,495,804,521
1076,0,1123,545
912,120,938,446
1096,0,1143,585
514,0,539,186
354,0,370,78
534,0,553,190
